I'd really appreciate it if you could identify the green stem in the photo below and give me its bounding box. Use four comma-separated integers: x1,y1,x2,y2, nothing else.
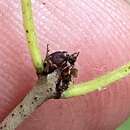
62,62,130,98
21,0,43,74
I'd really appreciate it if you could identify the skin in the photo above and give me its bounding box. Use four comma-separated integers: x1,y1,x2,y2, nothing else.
0,0,130,129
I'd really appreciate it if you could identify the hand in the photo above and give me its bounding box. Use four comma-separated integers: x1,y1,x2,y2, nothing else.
0,0,130,130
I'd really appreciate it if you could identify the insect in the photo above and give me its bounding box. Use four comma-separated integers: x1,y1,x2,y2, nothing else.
43,45,79,98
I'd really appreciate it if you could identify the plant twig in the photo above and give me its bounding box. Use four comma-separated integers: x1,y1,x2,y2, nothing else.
62,62,130,98
21,0,43,74
0,72,59,130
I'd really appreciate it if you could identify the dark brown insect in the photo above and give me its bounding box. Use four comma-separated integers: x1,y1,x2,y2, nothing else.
43,45,79,98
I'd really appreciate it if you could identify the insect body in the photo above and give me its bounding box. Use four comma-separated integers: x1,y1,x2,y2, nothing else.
43,45,79,98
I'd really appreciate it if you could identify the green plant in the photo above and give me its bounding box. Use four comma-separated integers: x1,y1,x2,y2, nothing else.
116,117,130,130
